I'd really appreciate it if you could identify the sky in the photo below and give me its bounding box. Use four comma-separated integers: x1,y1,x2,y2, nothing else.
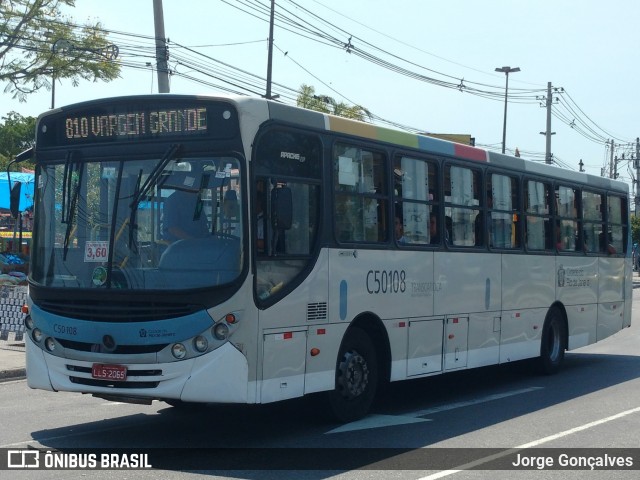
4,0,640,193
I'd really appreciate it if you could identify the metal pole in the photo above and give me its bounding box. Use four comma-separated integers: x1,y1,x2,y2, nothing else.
495,66,520,154
153,0,170,93
501,72,509,154
636,137,640,217
265,0,275,99
51,71,55,109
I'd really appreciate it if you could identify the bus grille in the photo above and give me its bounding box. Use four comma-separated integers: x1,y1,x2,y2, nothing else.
36,299,201,321
58,339,167,354
307,302,327,321
69,377,159,389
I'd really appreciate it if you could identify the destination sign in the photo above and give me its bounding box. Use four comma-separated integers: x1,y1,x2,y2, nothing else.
64,107,207,140
36,99,240,148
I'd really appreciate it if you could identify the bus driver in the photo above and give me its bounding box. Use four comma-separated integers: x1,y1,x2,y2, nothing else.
162,188,209,242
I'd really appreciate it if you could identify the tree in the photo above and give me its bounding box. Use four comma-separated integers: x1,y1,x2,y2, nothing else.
1,0,120,102
296,84,372,122
632,214,640,246
0,112,36,171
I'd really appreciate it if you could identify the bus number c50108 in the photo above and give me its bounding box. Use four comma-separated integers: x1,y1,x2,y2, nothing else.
366,270,406,294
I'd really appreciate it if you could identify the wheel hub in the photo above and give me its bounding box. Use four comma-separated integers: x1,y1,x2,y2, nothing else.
338,350,369,399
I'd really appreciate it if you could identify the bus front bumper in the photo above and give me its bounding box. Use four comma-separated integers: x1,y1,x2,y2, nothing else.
26,339,250,404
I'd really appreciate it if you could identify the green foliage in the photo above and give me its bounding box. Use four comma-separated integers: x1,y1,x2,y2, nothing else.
1,0,121,101
631,214,640,246
0,112,36,171
296,84,372,122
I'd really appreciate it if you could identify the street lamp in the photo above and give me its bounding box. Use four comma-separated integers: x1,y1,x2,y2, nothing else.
495,66,520,154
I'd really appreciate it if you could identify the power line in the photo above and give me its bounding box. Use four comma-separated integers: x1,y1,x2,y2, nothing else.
4,2,637,175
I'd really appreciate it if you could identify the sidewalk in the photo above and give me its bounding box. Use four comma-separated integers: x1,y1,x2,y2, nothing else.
2,273,640,382
0,342,25,381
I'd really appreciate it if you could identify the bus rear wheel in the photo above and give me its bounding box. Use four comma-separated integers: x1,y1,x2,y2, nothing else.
539,306,567,375
328,327,378,423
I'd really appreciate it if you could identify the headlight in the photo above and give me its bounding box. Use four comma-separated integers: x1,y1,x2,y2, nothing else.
171,343,187,359
193,335,208,352
24,315,34,330
32,328,43,343
45,338,56,352
213,323,229,340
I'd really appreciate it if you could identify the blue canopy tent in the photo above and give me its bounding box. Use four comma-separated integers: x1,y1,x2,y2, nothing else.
0,172,35,212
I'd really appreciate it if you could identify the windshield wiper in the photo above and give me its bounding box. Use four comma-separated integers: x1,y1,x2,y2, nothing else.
128,168,143,250
129,143,181,210
128,143,181,248
62,155,85,261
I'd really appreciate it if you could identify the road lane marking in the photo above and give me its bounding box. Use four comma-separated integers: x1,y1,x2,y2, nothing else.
326,387,543,434
407,387,543,417
418,405,640,479
327,414,431,434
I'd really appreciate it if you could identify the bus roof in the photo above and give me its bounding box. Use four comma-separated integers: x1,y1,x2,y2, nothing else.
37,93,628,195
265,99,628,195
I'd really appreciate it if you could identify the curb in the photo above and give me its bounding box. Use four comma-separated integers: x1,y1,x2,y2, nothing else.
0,368,26,381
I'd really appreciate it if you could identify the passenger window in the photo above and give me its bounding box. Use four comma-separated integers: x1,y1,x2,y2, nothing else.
444,165,481,247
524,180,552,251
555,185,579,252
488,173,520,249
334,143,387,242
393,156,438,245
607,195,627,254
582,191,603,253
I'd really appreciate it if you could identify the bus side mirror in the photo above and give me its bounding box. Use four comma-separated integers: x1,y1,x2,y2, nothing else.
10,182,22,219
271,187,292,230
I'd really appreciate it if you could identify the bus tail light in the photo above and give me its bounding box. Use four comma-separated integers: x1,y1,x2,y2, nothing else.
24,315,34,330
225,313,238,325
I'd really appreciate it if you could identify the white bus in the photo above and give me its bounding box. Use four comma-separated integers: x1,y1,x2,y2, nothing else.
19,95,632,422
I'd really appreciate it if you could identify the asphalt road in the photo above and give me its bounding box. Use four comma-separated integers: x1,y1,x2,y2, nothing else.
1,290,639,480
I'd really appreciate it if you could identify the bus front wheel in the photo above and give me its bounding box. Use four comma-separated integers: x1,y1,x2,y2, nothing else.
539,306,567,375
328,327,378,423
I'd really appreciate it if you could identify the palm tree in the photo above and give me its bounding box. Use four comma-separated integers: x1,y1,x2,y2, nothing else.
296,84,371,122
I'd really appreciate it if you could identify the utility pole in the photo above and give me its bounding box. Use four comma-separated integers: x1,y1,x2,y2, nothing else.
539,82,555,164
265,0,277,100
544,82,553,164
609,139,615,179
153,0,170,93
636,137,640,217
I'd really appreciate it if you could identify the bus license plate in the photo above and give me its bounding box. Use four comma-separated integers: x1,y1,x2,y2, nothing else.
92,363,127,381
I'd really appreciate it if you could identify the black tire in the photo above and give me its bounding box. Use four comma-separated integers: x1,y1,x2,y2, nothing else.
328,327,378,423
539,306,567,375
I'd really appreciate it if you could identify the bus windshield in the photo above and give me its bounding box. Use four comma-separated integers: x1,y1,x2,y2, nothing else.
31,153,243,291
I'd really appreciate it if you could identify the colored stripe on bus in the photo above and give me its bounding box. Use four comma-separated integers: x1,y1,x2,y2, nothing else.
327,116,487,162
